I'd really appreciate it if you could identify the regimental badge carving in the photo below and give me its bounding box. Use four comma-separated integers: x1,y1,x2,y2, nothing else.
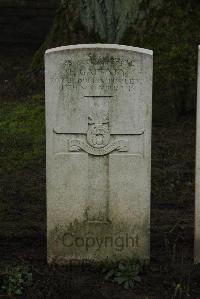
88,111,109,125
87,125,110,148
68,110,129,156
87,112,110,148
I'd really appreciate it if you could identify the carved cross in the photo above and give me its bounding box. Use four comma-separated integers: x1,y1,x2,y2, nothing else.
54,96,144,223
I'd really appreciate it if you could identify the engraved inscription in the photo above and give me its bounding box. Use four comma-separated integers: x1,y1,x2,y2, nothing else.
59,53,138,93
69,139,129,156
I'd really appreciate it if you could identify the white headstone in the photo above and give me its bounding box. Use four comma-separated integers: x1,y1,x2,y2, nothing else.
195,45,200,263
45,44,153,263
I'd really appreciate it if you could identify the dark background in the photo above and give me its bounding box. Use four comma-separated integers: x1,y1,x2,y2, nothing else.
0,1,199,298
0,0,58,46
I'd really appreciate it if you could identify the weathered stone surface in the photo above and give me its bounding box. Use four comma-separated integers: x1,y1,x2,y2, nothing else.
45,44,153,262
195,46,200,263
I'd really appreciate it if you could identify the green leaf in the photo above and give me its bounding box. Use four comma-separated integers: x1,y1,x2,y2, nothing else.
104,270,114,280
129,280,135,289
134,276,141,282
15,288,23,295
115,277,127,285
118,263,126,270
124,281,129,289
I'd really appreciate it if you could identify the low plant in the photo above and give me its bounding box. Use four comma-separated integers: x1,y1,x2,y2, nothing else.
171,262,191,299
103,257,143,289
173,282,190,299
0,266,32,297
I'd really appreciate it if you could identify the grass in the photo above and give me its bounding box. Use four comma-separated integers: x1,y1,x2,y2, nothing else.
0,98,196,297
0,57,196,296
0,97,45,240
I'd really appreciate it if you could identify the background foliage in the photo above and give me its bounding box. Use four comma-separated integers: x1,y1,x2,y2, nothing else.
0,1,198,297
25,0,200,122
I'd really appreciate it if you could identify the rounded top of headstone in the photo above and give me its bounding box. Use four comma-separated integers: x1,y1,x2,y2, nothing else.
45,44,153,56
